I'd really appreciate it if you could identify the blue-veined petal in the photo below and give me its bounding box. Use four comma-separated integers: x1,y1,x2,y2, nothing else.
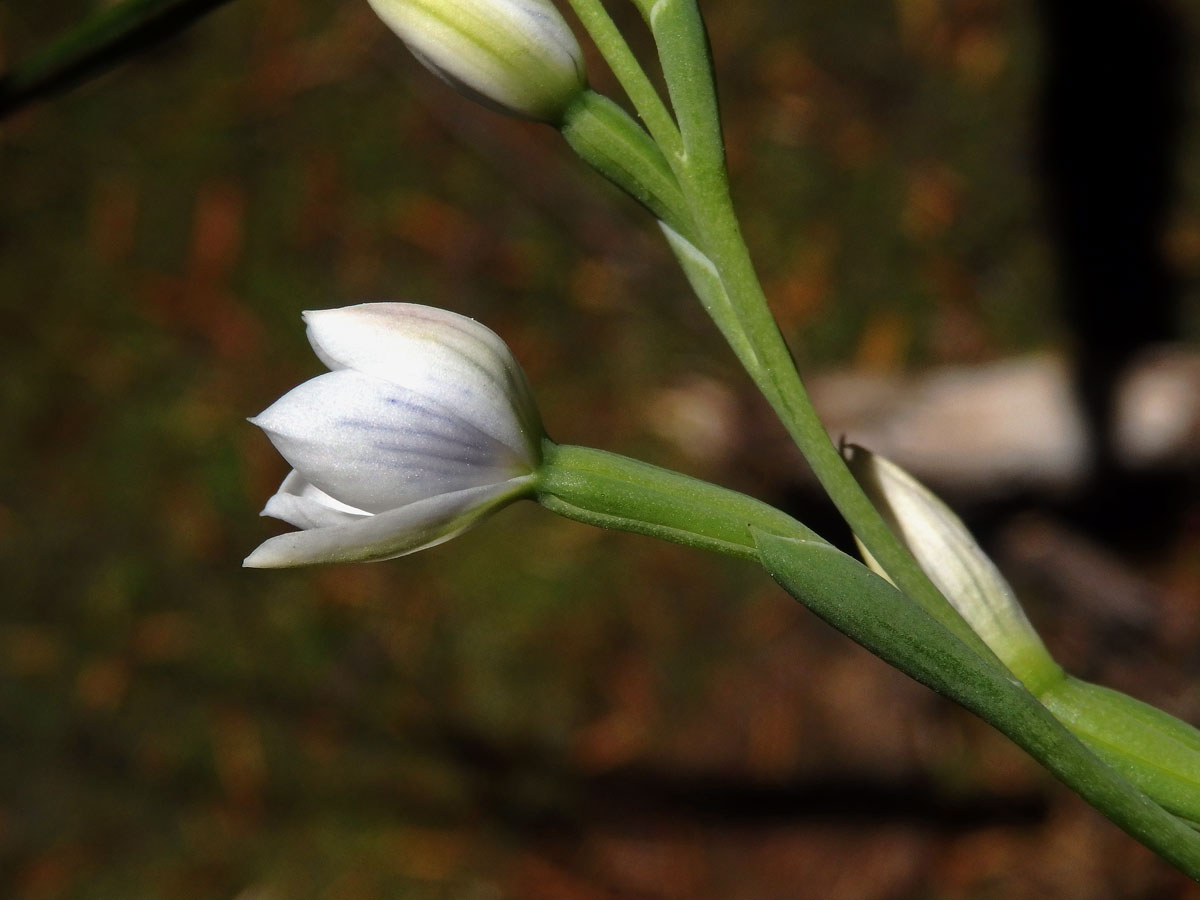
304,303,542,464
251,368,526,514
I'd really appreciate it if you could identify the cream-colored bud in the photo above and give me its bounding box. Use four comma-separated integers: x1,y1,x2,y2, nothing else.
846,445,1060,689
367,0,587,123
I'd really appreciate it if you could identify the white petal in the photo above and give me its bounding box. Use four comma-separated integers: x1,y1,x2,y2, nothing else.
251,369,527,514
302,303,541,464
261,470,371,529
243,477,531,567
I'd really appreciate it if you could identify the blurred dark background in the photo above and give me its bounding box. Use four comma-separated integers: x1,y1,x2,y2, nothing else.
2,0,1200,897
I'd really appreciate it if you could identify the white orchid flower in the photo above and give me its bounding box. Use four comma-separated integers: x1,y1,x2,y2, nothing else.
845,445,1060,689
245,303,543,568
366,0,587,123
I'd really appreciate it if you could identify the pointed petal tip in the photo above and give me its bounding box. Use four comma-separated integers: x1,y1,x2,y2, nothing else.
242,548,271,568
242,536,308,569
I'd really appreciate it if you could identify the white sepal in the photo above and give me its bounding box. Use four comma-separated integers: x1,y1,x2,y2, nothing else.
245,478,533,567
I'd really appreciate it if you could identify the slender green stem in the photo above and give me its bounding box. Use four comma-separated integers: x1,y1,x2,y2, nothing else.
627,1,996,665
659,222,767,381
628,0,725,177
561,0,684,163
536,440,821,560
0,0,239,119
683,172,997,664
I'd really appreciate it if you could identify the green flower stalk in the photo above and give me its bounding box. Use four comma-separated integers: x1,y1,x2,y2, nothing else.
559,92,690,234
754,529,1200,877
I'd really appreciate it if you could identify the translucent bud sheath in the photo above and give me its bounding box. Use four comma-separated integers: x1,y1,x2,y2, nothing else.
366,0,586,123
845,445,1061,692
246,303,543,567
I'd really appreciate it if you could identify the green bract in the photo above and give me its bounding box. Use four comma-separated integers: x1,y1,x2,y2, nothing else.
366,0,586,123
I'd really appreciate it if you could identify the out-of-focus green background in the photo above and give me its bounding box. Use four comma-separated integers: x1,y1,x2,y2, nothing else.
3,1,1200,897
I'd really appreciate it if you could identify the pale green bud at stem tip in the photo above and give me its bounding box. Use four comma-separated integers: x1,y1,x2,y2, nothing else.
844,445,1061,693
245,303,544,567
366,0,587,123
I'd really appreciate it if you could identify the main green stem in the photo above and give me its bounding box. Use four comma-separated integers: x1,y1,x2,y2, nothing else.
628,0,995,664
667,159,994,663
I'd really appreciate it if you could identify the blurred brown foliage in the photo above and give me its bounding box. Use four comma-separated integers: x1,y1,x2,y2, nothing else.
1,0,1199,897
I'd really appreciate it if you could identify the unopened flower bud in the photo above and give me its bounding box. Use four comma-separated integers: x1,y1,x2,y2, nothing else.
366,0,587,123
246,303,543,567
845,445,1059,690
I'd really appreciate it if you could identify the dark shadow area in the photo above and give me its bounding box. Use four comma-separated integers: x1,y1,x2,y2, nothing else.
1035,0,1192,552
367,724,1052,837
2,698,1049,862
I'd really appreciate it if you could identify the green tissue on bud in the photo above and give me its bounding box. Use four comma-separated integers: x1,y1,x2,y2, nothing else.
845,445,1061,692
366,0,587,123
1041,676,1200,826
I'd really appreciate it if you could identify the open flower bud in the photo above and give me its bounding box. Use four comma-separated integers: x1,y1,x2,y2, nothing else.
845,445,1060,689
245,303,544,567
366,0,587,123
